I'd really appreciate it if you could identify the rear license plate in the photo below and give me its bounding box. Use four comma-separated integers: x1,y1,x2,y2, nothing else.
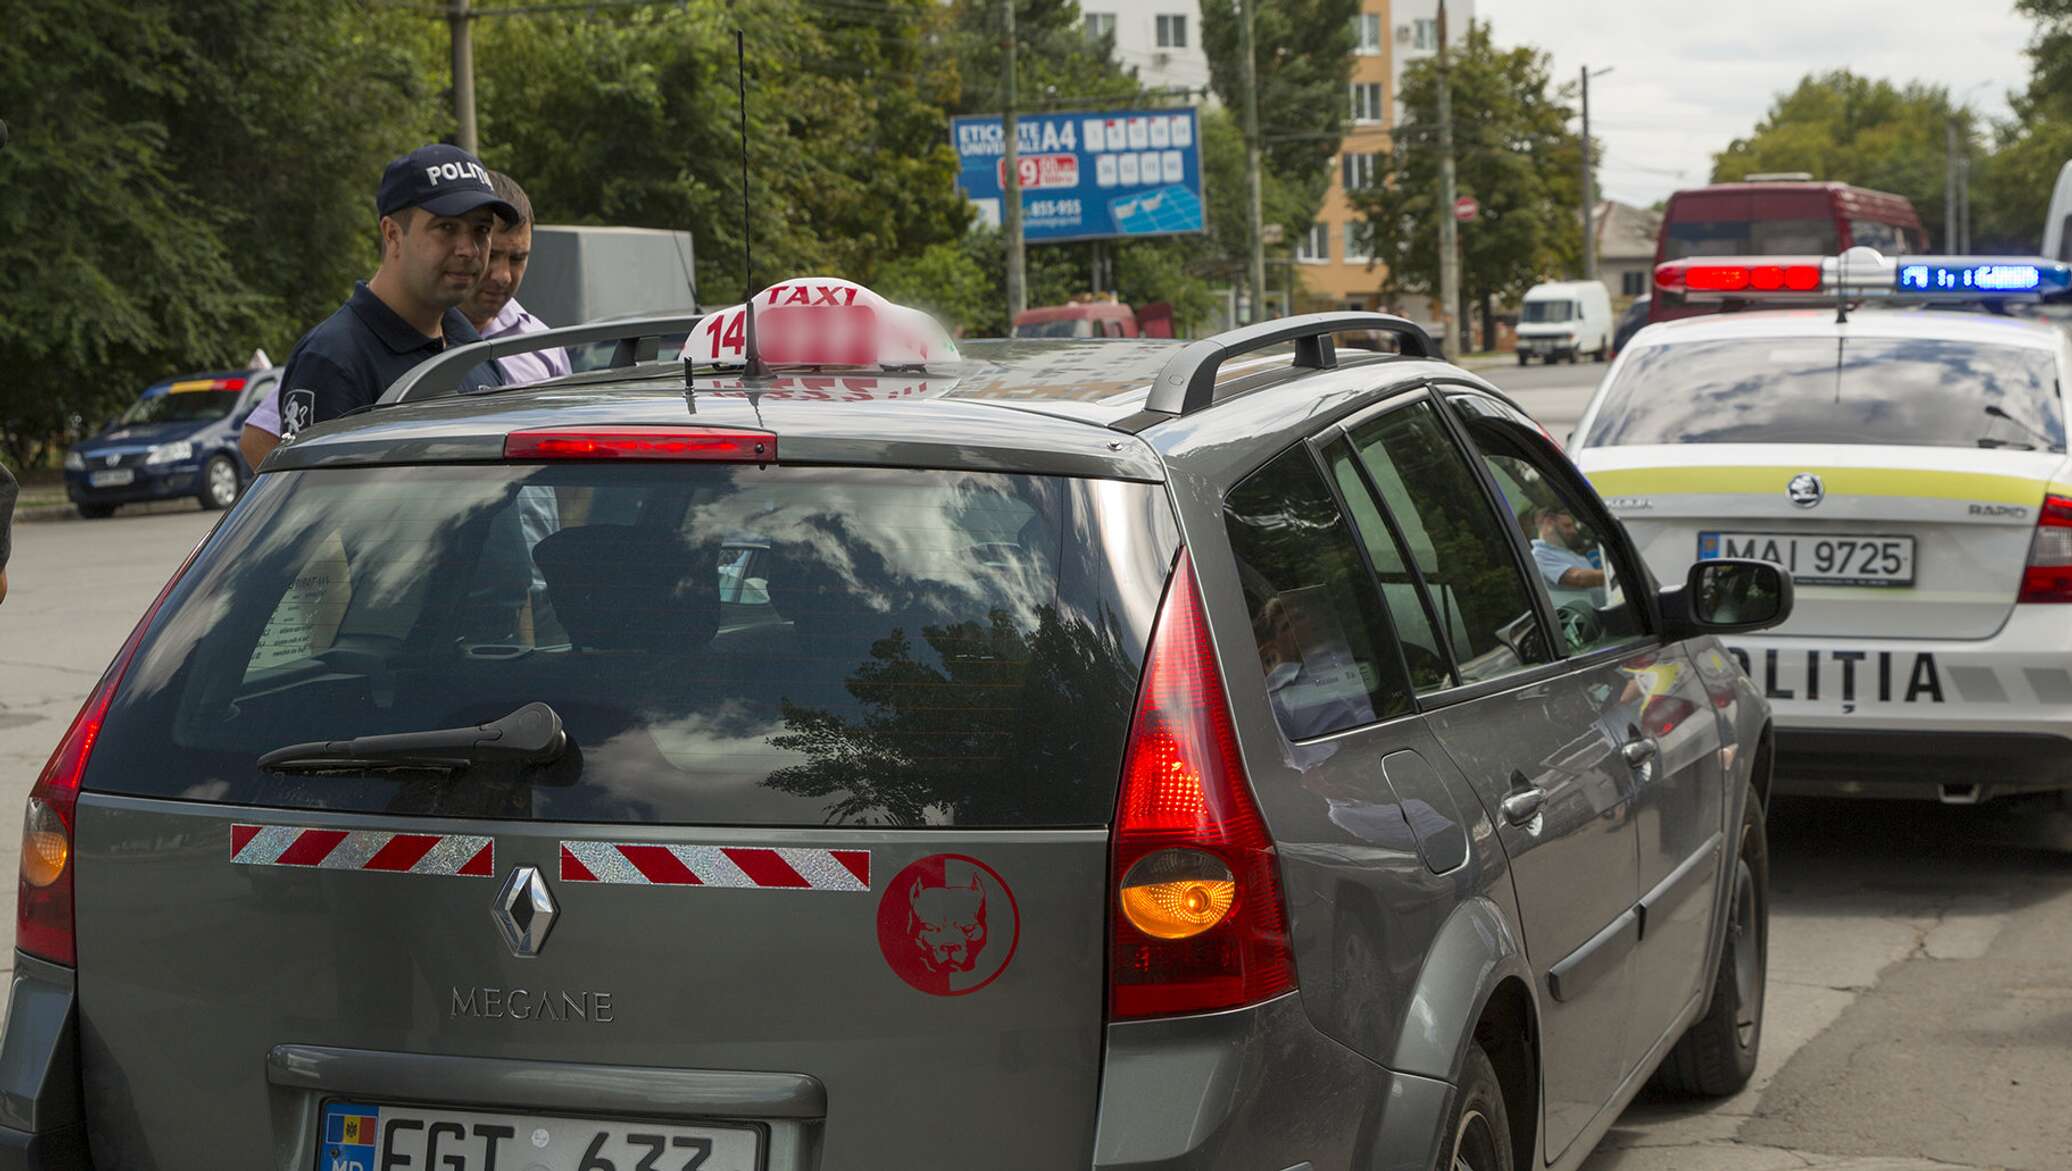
316,1100,760,1171
1699,531,1915,587
88,468,134,487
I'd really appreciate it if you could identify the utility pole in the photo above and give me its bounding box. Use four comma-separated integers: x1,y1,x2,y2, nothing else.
1580,66,1605,281
1435,0,1460,355
1944,117,1957,252
449,0,478,154
1958,154,1972,254
1239,0,1267,322
1001,0,1026,322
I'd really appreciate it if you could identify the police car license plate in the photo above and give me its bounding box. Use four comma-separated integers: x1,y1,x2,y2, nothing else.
88,469,133,487
315,1100,759,1170
1699,531,1914,587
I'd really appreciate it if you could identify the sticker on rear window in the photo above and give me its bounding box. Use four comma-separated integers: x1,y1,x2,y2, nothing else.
876,854,1020,996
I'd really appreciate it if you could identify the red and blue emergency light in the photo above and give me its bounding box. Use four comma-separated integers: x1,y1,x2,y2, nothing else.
1655,247,2072,302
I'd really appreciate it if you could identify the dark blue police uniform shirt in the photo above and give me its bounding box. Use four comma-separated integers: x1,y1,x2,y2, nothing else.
275,282,503,438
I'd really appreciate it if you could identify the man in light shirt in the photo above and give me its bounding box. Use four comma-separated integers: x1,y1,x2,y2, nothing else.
1528,505,1609,619
461,172,571,385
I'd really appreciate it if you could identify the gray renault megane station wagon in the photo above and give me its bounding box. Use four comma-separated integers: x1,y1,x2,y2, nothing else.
0,288,1791,1171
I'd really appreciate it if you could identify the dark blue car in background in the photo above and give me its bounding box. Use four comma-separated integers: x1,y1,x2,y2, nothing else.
64,368,277,518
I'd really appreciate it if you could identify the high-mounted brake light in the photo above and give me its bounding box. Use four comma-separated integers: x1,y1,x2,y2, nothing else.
2019,495,2072,604
504,426,778,463
19,544,198,966
1108,551,1294,1020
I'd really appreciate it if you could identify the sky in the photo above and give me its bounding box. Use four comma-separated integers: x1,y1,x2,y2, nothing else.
1474,0,2039,207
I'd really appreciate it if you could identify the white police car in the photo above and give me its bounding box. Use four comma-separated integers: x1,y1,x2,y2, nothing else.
1571,248,2072,804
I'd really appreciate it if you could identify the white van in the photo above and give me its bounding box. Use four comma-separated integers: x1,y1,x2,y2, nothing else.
1515,279,1613,365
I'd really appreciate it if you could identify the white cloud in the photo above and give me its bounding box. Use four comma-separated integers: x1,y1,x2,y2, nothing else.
1473,0,2036,206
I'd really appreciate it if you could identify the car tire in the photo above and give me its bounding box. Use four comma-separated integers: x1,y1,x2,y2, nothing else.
1438,1043,1514,1171
76,503,116,519
1593,340,1609,362
1517,352,1529,366
198,454,240,510
1657,784,1768,1097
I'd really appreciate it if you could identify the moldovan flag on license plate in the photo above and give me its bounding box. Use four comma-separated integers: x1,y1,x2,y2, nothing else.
328,1108,377,1146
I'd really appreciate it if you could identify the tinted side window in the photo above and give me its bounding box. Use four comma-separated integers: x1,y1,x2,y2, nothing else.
1225,446,1412,739
1467,424,1647,656
1344,401,1552,686
1323,444,1451,693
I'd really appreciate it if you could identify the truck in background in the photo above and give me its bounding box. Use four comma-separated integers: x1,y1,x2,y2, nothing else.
523,225,698,330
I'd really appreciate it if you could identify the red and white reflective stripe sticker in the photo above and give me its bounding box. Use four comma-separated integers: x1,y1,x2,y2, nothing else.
229,824,495,877
558,841,871,891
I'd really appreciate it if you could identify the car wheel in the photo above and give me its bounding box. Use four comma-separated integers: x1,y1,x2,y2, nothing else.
1440,1043,1514,1171
1516,352,1529,366
1657,784,1767,1096
76,503,116,519
198,454,239,510
1594,341,1609,362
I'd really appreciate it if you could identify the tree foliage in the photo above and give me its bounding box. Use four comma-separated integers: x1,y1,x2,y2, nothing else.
475,0,970,306
1349,22,1583,316
1710,72,1974,250
0,0,435,464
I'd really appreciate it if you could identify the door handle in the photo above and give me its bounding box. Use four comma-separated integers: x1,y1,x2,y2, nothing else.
1500,788,1546,827
1621,737,1658,767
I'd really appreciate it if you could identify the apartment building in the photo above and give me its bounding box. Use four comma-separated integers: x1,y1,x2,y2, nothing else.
1302,0,1474,320
1079,1,1214,98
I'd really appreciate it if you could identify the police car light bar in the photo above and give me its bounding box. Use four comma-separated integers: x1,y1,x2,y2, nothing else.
1656,247,2072,304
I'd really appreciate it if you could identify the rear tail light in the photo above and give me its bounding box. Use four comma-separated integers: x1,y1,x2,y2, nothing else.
2018,494,2072,603
504,426,777,463
17,546,196,966
1108,551,1294,1020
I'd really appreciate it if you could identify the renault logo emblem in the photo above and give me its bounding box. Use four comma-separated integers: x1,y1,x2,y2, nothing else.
492,865,557,958
1786,472,1824,508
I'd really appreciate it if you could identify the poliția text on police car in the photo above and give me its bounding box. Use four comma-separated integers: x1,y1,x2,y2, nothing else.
1572,247,2072,803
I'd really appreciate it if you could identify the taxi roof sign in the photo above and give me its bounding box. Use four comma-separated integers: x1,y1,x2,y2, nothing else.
692,278,960,372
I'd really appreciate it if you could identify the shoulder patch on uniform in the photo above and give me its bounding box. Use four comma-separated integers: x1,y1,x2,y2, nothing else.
282,389,316,437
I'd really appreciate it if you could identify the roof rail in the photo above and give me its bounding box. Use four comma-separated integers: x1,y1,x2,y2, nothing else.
380,313,703,405
1140,311,1435,418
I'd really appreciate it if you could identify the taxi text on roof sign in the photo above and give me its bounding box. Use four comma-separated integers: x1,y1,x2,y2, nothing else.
694,278,960,371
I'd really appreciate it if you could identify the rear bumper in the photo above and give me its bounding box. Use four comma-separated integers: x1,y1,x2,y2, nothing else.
0,955,90,1170
1773,728,2072,798
1091,992,1452,1170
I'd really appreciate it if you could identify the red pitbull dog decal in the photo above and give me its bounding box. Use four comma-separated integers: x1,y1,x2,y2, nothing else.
875,854,1019,996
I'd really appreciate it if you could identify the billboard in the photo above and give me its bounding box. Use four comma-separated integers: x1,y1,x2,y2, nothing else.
951,108,1206,244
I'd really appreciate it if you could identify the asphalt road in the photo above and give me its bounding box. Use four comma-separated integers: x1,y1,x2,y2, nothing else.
3,363,2068,1168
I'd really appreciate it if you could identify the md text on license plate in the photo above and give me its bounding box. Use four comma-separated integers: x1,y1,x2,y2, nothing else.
1699,531,1915,587
317,1100,759,1171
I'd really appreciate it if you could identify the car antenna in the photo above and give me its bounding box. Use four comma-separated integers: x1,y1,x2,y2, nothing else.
735,28,771,384
1834,253,1850,325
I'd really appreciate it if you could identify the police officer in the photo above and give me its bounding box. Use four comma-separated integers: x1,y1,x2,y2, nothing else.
239,143,517,467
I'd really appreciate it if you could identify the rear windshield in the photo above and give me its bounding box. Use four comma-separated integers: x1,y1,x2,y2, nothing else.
1584,336,2065,450
1523,301,1576,323
1662,216,1837,261
92,463,1169,827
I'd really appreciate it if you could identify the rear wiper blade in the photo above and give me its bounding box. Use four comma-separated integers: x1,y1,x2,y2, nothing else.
259,702,567,775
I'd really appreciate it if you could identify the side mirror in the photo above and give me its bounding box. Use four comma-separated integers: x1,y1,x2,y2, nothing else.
1658,558,1794,640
